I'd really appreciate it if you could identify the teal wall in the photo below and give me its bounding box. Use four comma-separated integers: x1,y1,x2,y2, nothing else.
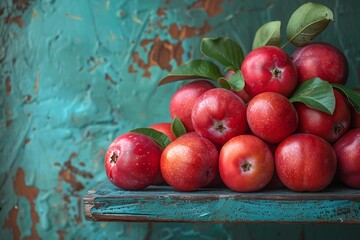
1,0,359,239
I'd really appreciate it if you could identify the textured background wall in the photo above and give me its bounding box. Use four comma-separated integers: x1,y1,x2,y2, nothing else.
1,0,360,239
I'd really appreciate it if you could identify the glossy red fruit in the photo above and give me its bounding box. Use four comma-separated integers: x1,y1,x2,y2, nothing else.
246,92,298,144
219,135,274,192
292,42,349,85
191,88,247,146
333,129,360,188
241,46,298,98
295,90,351,143
104,132,162,190
275,133,337,192
170,80,215,132
160,132,218,191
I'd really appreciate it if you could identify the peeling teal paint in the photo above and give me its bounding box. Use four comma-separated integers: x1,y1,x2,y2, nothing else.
1,0,360,239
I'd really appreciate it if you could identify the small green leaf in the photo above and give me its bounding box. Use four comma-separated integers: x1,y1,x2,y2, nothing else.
332,84,360,114
285,2,334,47
252,20,282,49
158,59,223,86
201,37,244,69
217,77,231,90
171,117,187,138
290,78,335,114
130,128,171,149
227,70,245,91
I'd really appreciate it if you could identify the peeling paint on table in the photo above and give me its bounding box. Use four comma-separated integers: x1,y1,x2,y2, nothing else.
1,0,360,239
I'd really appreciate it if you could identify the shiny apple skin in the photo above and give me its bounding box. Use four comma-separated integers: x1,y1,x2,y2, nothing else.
292,42,349,85
160,132,218,192
191,88,247,146
295,90,351,143
333,129,360,188
246,92,298,144
241,46,298,98
170,80,215,132
219,135,274,192
275,133,337,192
104,132,162,190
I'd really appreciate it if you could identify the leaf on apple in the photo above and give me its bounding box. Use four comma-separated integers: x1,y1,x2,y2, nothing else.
285,2,334,47
218,77,232,90
157,59,223,86
171,117,187,138
252,20,282,50
289,78,335,115
200,37,244,70
130,128,171,149
332,84,360,114
227,70,245,91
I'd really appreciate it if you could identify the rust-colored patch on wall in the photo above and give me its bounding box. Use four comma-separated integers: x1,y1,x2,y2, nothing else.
3,206,20,240
57,230,67,240
169,20,211,39
6,76,11,96
5,15,24,28
105,73,117,85
190,0,224,17
13,168,40,239
157,7,166,16
129,35,184,78
13,0,33,12
58,152,94,192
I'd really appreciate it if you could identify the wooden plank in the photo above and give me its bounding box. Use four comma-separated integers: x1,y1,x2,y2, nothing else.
83,181,360,223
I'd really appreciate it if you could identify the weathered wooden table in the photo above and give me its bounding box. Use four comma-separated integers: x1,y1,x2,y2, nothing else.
84,181,360,223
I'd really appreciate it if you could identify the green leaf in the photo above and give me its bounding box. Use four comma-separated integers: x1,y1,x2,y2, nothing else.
332,84,360,114
217,77,231,90
252,21,282,49
227,70,245,91
171,117,187,138
289,78,335,114
158,59,223,86
285,2,334,47
130,128,171,149
200,37,244,69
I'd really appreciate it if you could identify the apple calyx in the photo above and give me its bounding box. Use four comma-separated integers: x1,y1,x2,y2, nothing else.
272,67,282,78
334,123,345,135
241,161,252,172
214,121,227,133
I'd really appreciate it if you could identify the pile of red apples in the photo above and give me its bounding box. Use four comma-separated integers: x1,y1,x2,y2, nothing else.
104,41,360,193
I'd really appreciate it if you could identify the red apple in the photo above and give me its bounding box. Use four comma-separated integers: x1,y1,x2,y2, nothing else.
292,42,349,84
225,70,250,102
275,133,337,192
219,135,274,192
170,80,215,132
333,129,360,188
295,89,351,143
160,132,218,191
191,88,247,146
241,46,298,98
246,92,298,144
104,132,162,190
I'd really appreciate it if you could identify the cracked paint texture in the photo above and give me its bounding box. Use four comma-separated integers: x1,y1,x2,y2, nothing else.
0,0,360,239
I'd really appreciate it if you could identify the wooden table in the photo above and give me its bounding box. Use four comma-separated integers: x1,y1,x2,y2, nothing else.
83,181,360,223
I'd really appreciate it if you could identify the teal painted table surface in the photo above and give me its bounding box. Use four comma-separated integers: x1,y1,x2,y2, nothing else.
84,181,360,223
